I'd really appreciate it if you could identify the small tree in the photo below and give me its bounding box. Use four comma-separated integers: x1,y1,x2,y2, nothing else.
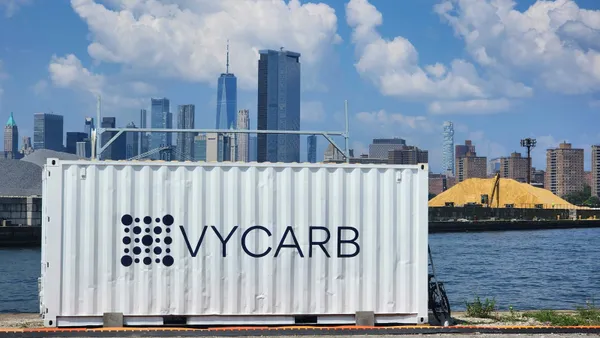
563,184,592,206
584,196,600,207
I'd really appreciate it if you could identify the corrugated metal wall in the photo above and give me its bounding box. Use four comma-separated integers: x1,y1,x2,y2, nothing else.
42,161,428,322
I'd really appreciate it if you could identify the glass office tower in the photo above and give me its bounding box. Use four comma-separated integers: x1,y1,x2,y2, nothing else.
257,49,301,163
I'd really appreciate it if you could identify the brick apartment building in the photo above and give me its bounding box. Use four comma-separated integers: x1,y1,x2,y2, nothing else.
592,145,600,197
456,153,487,182
545,142,584,197
499,152,530,182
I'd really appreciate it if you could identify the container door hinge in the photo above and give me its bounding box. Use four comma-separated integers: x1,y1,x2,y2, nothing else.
80,168,87,180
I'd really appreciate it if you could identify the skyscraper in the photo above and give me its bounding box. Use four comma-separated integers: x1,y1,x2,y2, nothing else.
307,135,317,163
100,117,126,160
194,134,207,161
236,109,249,162
150,98,172,160
140,109,149,155
4,112,19,159
33,113,64,151
176,104,196,161
442,121,454,176
368,138,406,159
66,132,87,154
249,136,257,162
257,49,301,163
125,122,140,159
84,117,94,139
206,133,231,162
216,42,237,130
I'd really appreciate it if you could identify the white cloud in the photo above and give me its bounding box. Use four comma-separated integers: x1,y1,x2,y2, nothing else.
590,100,600,108
435,0,600,95
0,0,32,18
301,101,325,122
69,0,341,91
345,0,532,103
356,110,434,132
467,131,507,161
49,54,104,95
47,54,147,110
428,98,512,114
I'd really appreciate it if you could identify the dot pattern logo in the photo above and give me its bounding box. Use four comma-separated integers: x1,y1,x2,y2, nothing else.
120,214,174,267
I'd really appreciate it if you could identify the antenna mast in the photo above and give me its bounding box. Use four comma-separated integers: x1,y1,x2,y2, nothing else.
226,39,230,74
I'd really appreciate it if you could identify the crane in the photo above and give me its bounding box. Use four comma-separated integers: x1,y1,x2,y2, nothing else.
481,173,501,209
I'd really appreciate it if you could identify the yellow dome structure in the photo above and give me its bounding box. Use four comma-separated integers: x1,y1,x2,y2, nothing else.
429,177,586,209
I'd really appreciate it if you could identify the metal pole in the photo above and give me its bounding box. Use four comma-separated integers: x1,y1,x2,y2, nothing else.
344,100,349,163
527,147,532,184
93,94,101,160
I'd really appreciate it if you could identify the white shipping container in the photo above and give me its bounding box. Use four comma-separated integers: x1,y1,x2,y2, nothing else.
40,159,429,327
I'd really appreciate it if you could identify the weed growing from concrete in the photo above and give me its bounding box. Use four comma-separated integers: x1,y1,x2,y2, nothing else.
465,296,497,318
523,301,600,326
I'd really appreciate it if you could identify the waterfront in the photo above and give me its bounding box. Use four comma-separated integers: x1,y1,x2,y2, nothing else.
1,227,599,314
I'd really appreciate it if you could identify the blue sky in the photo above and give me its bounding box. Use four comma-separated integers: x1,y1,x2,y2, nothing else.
1,0,600,172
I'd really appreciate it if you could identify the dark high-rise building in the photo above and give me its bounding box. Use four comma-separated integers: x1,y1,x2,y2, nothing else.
140,109,149,155
66,132,87,154
307,135,317,163
150,98,172,160
388,146,429,165
4,112,19,159
368,138,406,159
125,122,139,159
257,49,301,163
33,113,63,151
177,104,196,161
100,117,126,160
84,117,94,139
216,42,237,130
249,136,257,162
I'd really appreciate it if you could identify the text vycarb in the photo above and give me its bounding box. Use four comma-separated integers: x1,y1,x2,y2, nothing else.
179,226,360,258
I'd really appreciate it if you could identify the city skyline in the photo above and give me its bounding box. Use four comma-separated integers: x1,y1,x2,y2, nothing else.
1,0,600,172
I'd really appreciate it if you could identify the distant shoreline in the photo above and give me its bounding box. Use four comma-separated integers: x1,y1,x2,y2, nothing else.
2,220,600,248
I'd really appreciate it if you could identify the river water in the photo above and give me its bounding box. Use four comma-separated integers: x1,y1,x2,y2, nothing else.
1,228,599,313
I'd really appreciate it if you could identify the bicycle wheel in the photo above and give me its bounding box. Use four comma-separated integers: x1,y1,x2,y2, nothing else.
430,282,451,325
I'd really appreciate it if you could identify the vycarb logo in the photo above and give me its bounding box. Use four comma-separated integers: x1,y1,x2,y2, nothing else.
120,214,175,267
121,214,361,267
180,225,361,259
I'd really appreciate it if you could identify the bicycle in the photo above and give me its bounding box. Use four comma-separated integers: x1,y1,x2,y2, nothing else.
428,245,451,326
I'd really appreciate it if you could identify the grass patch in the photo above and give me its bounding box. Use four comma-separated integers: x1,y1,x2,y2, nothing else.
523,302,600,326
465,296,497,318
496,305,526,322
